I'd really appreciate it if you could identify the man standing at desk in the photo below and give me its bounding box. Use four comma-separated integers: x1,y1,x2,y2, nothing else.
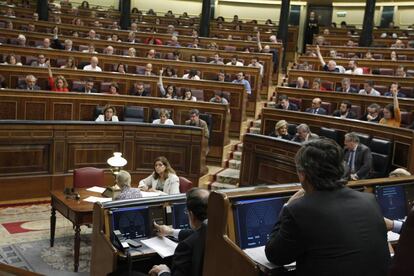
265,139,389,276
149,188,210,276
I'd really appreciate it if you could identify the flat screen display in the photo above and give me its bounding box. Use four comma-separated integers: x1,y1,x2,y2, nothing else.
111,206,150,239
375,183,414,220
172,202,190,229
233,196,288,249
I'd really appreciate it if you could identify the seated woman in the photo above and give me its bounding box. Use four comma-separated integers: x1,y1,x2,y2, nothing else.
152,109,174,125
60,57,77,70
47,61,69,92
105,82,119,95
182,88,197,101
3,54,22,66
95,105,119,122
158,70,177,99
379,89,401,127
269,120,293,140
138,156,180,195
114,170,142,200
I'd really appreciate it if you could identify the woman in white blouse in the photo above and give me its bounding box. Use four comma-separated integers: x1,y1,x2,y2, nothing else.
152,109,174,125
138,156,180,195
95,105,119,122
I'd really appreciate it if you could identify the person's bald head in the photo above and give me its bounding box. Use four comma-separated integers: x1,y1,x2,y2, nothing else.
90,56,99,67
312,97,322,108
186,188,210,224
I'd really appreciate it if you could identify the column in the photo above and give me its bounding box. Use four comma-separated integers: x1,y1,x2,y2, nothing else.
119,0,131,30
277,0,291,71
359,0,376,46
200,0,214,37
37,0,48,21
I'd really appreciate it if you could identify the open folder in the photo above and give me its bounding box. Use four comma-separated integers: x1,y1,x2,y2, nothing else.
141,236,178,258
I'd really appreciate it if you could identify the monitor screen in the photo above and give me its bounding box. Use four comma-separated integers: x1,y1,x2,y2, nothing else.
172,202,190,229
111,206,150,239
233,196,288,249
375,184,410,220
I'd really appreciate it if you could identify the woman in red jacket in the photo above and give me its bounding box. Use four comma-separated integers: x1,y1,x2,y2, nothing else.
47,61,69,92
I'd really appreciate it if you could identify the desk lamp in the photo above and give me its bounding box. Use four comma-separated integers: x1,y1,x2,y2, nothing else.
102,152,127,198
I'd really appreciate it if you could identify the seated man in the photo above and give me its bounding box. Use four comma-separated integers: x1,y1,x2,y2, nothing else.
275,95,298,111
305,97,327,114
37,38,52,49
83,56,102,71
384,83,406,98
129,82,150,96
294,77,307,89
360,103,382,123
336,78,357,93
232,72,251,95
248,57,264,77
209,91,229,104
74,79,97,93
359,80,381,96
333,100,357,119
291,123,319,143
209,53,224,65
316,45,340,72
395,66,407,78
30,54,48,67
265,139,389,276
185,109,209,139
149,188,210,276
17,75,41,90
345,59,363,75
226,55,244,66
343,132,372,180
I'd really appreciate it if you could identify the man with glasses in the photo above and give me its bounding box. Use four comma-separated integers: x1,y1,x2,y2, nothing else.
305,97,327,115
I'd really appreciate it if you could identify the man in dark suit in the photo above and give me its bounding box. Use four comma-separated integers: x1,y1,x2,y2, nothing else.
129,82,150,96
17,75,41,90
305,97,327,115
332,100,357,119
343,132,372,180
149,188,210,276
265,139,390,276
275,95,298,111
360,103,382,123
336,77,357,93
74,79,97,93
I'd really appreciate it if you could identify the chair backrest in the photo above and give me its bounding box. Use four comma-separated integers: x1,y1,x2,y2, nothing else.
321,101,332,114
354,132,371,147
400,87,414,98
124,106,145,122
178,176,193,193
401,111,414,127
321,81,334,91
350,105,362,118
224,45,236,51
100,82,112,93
379,68,394,76
287,123,297,136
94,106,105,120
319,127,339,143
73,167,105,189
373,85,388,95
71,81,84,91
370,138,392,155
288,98,302,109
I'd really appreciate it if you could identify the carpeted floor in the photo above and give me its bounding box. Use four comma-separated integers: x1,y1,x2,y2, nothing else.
0,203,92,275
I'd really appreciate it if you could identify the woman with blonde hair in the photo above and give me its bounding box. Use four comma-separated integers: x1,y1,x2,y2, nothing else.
114,170,142,200
138,156,180,195
270,120,292,140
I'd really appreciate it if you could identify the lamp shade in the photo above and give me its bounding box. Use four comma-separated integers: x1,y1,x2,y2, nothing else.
107,152,127,167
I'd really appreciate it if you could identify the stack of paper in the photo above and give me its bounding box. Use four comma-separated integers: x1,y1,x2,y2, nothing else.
141,236,178,258
83,196,112,203
243,246,276,270
141,191,161,197
86,186,106,193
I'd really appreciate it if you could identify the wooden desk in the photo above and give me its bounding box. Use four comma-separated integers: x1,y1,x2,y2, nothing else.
50,188,98,272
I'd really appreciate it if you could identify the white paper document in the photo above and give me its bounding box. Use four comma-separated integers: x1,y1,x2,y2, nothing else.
141,191,161,197
83,196,112,203
387,231,400,242
86,186,106,193
141,236,178,258
243,246,277,270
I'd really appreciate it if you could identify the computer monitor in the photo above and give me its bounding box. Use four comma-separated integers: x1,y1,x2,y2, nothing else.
111,206,150,240
375,183,414,220
172,202,190,229
233,196,288,249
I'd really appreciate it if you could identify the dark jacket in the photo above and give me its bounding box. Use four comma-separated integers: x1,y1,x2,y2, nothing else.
265,187,390,276
344,143,372,179
332,110,357,119
160,222,207,276
129,87,150,96
185,119,209,139
74,87,97,93
305,107,327,115
336,86,357,93
275,102,299,111
389,207,414,276
17,83,41,90
269,132,293,140
360,113,381,123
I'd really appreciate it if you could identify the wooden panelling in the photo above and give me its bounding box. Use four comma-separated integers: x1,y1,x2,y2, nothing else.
240,134,299,186
0,122,207,201
0,101,18,119
260,108,414,173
